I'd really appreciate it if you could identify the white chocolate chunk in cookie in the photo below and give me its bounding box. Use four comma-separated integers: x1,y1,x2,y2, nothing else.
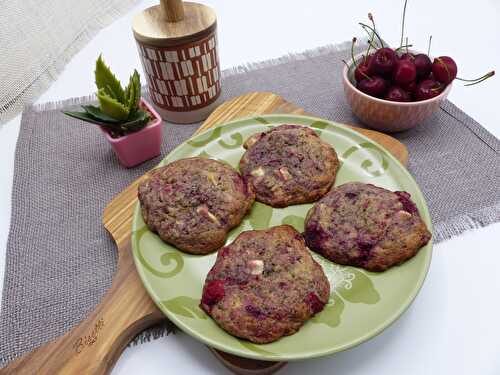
196,205,220,224
248,259,264,275
277,167,292,181
396,210,412,219
251,167,265,177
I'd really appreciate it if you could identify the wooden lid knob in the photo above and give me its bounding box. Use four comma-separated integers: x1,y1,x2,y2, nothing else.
132,1,217,47
161,0,184,22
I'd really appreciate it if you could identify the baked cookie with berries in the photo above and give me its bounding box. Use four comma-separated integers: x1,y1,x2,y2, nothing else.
138,157,254,254
239,124,339,208
304,182,431,272
200,225,330,344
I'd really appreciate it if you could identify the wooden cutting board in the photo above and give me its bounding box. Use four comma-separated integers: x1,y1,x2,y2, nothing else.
0,92,407,375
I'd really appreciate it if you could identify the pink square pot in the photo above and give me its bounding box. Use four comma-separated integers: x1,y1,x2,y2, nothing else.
101,99,163,168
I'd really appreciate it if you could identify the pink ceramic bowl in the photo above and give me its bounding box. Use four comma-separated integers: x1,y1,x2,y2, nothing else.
342,52,452,132
102,98,163,168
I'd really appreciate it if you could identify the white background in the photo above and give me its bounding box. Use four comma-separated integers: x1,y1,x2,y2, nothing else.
1,1,499,374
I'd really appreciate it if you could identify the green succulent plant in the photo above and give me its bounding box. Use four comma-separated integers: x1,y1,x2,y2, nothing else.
63,55,151,138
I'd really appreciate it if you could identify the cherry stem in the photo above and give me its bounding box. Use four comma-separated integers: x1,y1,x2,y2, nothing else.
365,13,376,59
395,43,413,52
351,37,357,68
360,25,380,50
406,37,409,54
400,0,408,48
427,35,432,56
360,70,372,81
457,71,495,86
341,59,351,71
359,22,384,48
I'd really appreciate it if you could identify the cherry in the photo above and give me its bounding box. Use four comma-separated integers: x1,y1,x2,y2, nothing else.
395,191,417,214
385,86,411,102
356,76,388,98
201,280,225,306
305,292,325,314
414,54,432,80
370,48,398,76
399,52,415,62
401,80,417,93
432,56,457,84
393,60,416,85
415,79,445,101
354,54,373,82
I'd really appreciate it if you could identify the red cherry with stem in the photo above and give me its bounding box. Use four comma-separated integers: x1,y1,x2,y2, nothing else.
370,48,398,77
357,76,388,98
354,55,373,82
399,52,415,62
415,79,445,101
432,56,457,84
385,86,411,102
348,37,371,82
414,54,432,80
393,60,416,85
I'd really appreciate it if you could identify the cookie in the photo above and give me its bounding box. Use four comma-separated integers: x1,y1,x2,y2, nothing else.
200,225,330,344
138,157,254,254
304,182,431,272
239,124,339,207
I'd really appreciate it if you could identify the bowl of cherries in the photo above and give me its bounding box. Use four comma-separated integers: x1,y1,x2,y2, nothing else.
342,6,494,132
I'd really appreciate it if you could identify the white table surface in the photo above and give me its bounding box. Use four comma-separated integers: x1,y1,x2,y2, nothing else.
1,1,499,374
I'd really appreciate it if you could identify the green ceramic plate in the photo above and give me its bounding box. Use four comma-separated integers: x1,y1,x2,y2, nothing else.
131,114,433,361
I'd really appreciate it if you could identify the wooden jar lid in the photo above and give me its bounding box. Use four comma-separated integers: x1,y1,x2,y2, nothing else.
132,1,217,47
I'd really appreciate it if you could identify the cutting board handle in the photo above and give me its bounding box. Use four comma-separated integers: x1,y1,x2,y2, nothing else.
0,242,164,375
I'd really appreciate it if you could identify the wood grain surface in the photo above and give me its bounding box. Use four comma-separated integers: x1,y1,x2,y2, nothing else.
160,0,185,22
0,92,408,375
133,2,217,46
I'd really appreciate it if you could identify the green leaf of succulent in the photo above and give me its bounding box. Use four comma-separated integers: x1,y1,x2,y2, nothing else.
63,110,107,125
95,55,126,105
62,110,119,129
124,80,134,114
63,107,150,137
134,70,142,96
119,109,150,132
82,105,121,123
125,70,141,114
97,89,129,121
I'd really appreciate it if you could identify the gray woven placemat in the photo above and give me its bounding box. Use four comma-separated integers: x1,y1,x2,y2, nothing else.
1,42,499,367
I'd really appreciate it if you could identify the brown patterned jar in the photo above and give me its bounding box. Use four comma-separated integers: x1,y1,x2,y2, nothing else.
133,1,221,124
